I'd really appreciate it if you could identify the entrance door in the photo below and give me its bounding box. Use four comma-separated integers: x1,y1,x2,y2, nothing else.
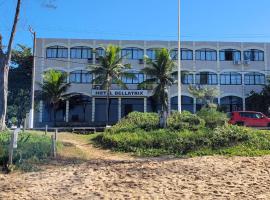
124,104,133,116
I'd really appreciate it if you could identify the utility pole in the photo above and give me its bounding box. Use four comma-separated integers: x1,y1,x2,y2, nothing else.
28,26,36,129
177,0,182,113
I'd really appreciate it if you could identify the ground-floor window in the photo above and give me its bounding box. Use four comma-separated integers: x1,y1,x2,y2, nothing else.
42,101,66,123
95,98,118,124
69,95,92,122
220,96,243,112
196,98,218,111
171,96,194,113
121,98,144,117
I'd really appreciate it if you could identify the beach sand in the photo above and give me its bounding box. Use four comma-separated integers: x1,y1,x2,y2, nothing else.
1,155,270,200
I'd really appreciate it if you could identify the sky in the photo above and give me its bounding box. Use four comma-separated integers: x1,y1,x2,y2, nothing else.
1,0,270,49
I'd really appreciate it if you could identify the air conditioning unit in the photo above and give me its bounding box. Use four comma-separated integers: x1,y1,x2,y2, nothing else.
139,59,144,64
233,60,241,65
243,60,250,65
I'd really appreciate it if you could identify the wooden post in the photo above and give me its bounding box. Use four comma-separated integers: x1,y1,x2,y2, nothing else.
45,125,48,135
54,128,58,140
8,133,15,165
51,135,56,158
9,128,20,165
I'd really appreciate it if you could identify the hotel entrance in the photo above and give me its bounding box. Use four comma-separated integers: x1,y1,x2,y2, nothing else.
121,98,144,118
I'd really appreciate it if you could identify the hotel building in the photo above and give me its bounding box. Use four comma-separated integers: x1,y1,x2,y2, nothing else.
34,38,268,127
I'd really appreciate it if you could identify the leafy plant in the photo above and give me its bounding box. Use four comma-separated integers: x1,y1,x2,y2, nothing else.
167,111,205,131
197,107,228,128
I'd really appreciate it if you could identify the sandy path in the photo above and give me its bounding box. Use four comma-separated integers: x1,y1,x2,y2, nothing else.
1,156,270,199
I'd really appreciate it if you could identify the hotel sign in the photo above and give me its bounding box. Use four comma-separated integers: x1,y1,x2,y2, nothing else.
92,90,148,97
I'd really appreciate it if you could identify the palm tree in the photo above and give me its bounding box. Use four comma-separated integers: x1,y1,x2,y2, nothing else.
38,69,70,127
139,48,175,128
90,45,131,126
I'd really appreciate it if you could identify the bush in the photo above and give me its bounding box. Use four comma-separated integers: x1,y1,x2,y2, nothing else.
210,125,251,148
197,108,228,128
0,131,51,171
167,111,205,131
109,112,159,133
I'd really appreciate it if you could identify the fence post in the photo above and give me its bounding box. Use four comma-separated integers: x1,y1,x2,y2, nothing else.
51,135,56,158
45,125,48,135
9,129,20,165
54,128,58,140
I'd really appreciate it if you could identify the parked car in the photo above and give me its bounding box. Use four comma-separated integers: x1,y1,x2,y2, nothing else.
228,111,270,127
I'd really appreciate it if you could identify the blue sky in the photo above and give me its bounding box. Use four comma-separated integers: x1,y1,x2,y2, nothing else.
1,0,270,48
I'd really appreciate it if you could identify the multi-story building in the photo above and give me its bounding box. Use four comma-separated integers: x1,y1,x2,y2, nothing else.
34,38,268,127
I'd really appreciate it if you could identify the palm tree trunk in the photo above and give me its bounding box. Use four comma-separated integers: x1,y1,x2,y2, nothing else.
53,108,57,127
106,84,110,126
0,0,21,131
0,62,8,130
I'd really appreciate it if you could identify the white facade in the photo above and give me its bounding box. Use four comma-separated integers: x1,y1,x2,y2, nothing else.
34,38,269,127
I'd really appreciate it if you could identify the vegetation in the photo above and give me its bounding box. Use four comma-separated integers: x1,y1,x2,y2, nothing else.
94,110,270,157
197,107,228,128
139,48,175,128
245,81,270,115
37,69,70,126
0,131,52,172
0,0,21,131
89,45,131,125
188,85,219,109
7,45,32,127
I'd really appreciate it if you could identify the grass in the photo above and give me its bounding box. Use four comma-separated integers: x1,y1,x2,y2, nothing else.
0,130,54,172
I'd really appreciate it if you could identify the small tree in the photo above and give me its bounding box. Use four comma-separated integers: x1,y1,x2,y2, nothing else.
89,45,131,126
139,48,175,128
38,69,70,126
188,85,219,109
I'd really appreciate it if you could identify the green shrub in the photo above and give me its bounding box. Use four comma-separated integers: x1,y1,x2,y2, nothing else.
197,108,228,128
109,112,159,133
0,131,51,171
167,111,205,131
210,125,251,149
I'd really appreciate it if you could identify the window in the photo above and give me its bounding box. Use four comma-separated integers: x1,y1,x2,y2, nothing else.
146,49,160,60
121,73,144,84
70,70,92,83
219,49,241,61
220,96,243,112
70,46,92,59
170,48,193,60
244,72,265,85
46,46,68,58
171,96,194,113
96,47,105,58
220,72,242,85
121,48,143,60
196,72,218,85
196,49,217,61
240,112,263,119
181,72,194,84
244,49,264,61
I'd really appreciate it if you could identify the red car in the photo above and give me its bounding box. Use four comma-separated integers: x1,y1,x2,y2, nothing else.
229,111,270,127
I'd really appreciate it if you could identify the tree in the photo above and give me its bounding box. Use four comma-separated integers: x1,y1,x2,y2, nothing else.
0,0,22,130
246,81,270,115
38,69,70,127
89,45,131,126
139,48,175,128
7,45,32,126
188,85,219,109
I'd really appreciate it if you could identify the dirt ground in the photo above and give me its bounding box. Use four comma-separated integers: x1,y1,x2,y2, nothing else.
1,133,270,200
